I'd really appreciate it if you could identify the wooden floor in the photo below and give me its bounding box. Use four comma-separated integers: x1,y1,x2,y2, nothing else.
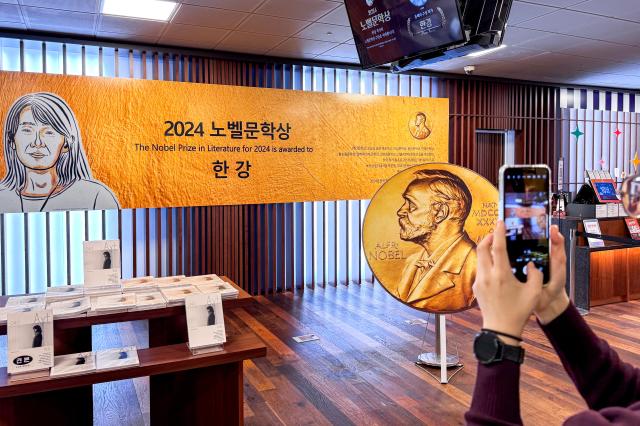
3,283,640,425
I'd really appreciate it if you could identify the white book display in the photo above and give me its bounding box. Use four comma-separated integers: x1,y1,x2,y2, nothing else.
83,240,121,290
133,291,167,311
185,293,226,354
122,276,157,293
96,346,139,371
46,285,85,302
50,352,96,378
48,297,91,319
5,294,46,307
7,309,54,378
90,293,136,314
155,275,188,289
160,285,201,306
195,281,239,300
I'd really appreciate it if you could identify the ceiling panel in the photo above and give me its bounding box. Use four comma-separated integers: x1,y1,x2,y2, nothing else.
20,0,99,13
317,5,350,26
254,0,339,21
268,37,337,55
181,0,264,12
161,23,228,44
507,2,556,25
321,43,358,59
98,16,167,36
294,22,352,43
172,5,247,30
22,7,96,33
236,14,310,37
216,31,287,55
0,3,22,23
569,0,640,22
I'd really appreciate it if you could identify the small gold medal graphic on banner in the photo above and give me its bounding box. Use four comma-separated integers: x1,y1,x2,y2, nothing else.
363,163,498,314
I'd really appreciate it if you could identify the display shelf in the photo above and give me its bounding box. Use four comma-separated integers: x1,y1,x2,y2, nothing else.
0,276,251,335
0,328,266,426
0,332,265,399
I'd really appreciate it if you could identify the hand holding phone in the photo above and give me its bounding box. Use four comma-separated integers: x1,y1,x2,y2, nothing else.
498,165,551,283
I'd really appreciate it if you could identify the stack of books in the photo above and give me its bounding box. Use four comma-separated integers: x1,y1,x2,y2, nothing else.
50,352,96,378
160,285,201,307
192,276,239,300
90,293,136,315
7,309,54,380
133,291,167,311
46,285,85,303
122,276,158,293
155,275,188,290
48,297,91,319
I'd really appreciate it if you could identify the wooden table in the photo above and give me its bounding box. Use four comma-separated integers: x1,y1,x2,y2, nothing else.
0,277,264,425
0,330,266,425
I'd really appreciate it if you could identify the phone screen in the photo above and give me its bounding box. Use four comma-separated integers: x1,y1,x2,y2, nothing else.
502,167,550,283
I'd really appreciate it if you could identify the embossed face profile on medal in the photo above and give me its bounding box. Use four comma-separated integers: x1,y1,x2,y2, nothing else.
363,163,499,314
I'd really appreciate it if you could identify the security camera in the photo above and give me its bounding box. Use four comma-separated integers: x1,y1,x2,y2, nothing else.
464,65,476,75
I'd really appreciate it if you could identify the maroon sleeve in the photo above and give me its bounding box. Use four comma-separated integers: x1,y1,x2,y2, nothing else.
464,361,523,425
541,303,640,410
564,404,640,425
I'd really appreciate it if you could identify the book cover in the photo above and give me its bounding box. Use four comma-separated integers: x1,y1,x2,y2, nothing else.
50,352,96,377
83,240,121,287
185,292,226,351
7,309,54,375
155,275,188,289
583,219,605,248
160,285,201,305
625,218,640,240
48,297,91,319
133,291,167,311
96,346,139,371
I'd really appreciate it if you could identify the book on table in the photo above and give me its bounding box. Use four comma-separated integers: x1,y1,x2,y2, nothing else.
90,293,137,314
185,292,226,354
83,240,122,292
46,285,85,302
50,352,96,377
96,346,140,371
133,291,167,311
160,285,201,307
48,297,91,319
7,309,54,379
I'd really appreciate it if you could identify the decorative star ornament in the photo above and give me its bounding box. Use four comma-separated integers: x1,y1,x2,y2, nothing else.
614,128,622,137
571,127,584,139
633,153,640,171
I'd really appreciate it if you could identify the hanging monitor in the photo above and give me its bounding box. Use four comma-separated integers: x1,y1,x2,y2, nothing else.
344,0,466,69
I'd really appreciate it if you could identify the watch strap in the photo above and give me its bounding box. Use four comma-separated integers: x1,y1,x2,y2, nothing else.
501,343,525,364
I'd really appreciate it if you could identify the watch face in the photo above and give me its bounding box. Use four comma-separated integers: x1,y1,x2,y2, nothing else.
474,332,500,363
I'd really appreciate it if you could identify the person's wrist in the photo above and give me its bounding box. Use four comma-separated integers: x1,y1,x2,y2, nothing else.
535,293,570,325
481,322,523,346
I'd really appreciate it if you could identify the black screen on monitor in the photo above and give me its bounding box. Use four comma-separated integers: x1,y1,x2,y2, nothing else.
345,0,465,69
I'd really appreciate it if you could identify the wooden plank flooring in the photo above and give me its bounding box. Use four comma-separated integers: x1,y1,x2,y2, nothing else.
3,283,640,425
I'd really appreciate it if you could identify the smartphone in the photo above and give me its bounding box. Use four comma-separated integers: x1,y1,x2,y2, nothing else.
498,165,551,283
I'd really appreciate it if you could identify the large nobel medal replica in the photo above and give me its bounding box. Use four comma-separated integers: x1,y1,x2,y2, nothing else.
363,163,498,314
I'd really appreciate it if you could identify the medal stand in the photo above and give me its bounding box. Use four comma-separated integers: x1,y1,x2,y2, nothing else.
415,314,463,384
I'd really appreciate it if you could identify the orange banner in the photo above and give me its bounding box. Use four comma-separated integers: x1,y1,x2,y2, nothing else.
0,71,448,212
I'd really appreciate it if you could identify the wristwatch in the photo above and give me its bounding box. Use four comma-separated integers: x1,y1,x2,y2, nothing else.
473,330,525,365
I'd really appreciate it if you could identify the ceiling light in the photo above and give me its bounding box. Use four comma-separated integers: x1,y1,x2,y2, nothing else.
102,0,178,21
467,44,507,58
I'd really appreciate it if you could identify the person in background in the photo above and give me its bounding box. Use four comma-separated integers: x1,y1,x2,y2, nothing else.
466,221,640,425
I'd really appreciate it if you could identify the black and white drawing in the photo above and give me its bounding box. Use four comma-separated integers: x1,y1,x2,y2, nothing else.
0,92,120,213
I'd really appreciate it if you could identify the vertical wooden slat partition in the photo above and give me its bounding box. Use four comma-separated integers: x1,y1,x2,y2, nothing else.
0,37,563,297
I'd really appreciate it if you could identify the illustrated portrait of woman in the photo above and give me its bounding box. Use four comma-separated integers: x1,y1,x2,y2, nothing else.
103,251,112,269
0,92,120,213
